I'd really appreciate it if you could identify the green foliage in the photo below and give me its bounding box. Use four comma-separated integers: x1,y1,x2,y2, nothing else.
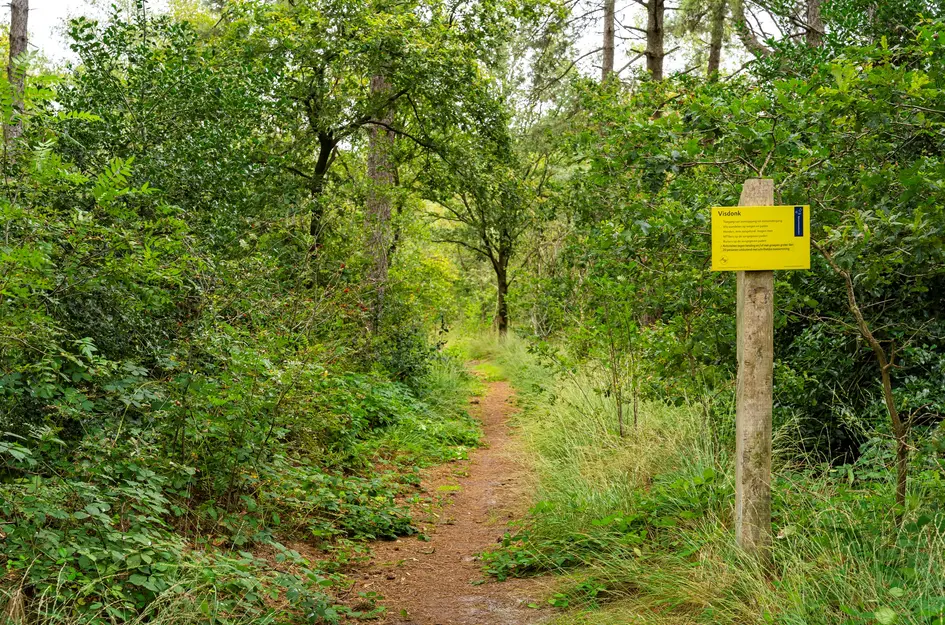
483,341,945,624
0,5,492,621
516,17,945,463
5,0,945,622
360,354,482,467
59,10,282,244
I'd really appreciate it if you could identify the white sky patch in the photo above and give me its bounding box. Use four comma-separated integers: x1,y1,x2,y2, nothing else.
12,0,91,63
5,0,167,64
20,0,753,83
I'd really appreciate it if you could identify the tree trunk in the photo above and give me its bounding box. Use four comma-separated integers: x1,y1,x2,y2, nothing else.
806,0,824,47
816,242,909,517
602,302,624,436
602,0,615,80
707,0,726,80
645,0,665,81
895,428,908,512
495,261,509,335
366,74,396,332
615,381,624,437
5,0,28,145
731,0,771,57
308,131,337,241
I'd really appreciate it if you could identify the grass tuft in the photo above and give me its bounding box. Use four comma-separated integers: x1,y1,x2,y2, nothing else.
479,333,945,625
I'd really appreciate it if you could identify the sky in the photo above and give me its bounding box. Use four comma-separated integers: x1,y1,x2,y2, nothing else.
16,0,735,78
8,0,166,64
17,0,650,72
14,0,90,63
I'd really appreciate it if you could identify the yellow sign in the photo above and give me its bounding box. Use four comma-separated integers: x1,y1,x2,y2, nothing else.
711,205,810,271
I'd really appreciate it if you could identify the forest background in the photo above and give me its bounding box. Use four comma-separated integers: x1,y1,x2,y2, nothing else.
1,0,944,623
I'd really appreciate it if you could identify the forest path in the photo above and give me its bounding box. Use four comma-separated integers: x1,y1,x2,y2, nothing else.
346,372,553,625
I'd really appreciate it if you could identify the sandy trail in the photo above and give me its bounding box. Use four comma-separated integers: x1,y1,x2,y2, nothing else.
347,378,553,625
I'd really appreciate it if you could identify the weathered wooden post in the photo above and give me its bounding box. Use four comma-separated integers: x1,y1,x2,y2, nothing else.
710,179,809,559
734,178,774,556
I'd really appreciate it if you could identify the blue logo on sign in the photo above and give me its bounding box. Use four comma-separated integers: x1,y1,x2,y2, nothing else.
794,206,804,237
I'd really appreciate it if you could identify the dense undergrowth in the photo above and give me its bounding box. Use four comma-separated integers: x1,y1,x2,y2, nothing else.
0,351,480,625
0,13,483,621
472,335,945,625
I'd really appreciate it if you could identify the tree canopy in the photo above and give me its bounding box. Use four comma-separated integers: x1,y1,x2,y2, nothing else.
1,0,945,623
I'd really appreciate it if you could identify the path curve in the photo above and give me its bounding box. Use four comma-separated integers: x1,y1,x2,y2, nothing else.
348,378,552,625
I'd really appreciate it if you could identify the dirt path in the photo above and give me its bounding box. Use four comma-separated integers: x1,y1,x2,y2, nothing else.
347,378,553,625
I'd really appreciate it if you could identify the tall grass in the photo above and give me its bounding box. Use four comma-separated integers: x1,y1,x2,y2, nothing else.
455,331,548,390
479,333,945,625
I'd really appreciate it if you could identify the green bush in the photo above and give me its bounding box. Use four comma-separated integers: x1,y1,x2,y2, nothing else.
0,18,482,621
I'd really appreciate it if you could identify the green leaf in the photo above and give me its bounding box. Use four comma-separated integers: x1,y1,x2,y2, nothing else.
128,574,148,587
874,606,898,624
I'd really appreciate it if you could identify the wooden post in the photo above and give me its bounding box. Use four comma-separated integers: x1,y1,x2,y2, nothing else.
735,178,774,557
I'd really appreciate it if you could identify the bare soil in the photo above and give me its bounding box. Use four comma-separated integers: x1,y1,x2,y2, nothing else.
346,378,553,625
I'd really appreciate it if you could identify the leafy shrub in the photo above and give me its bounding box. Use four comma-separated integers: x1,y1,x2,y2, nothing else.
0,22,482,622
